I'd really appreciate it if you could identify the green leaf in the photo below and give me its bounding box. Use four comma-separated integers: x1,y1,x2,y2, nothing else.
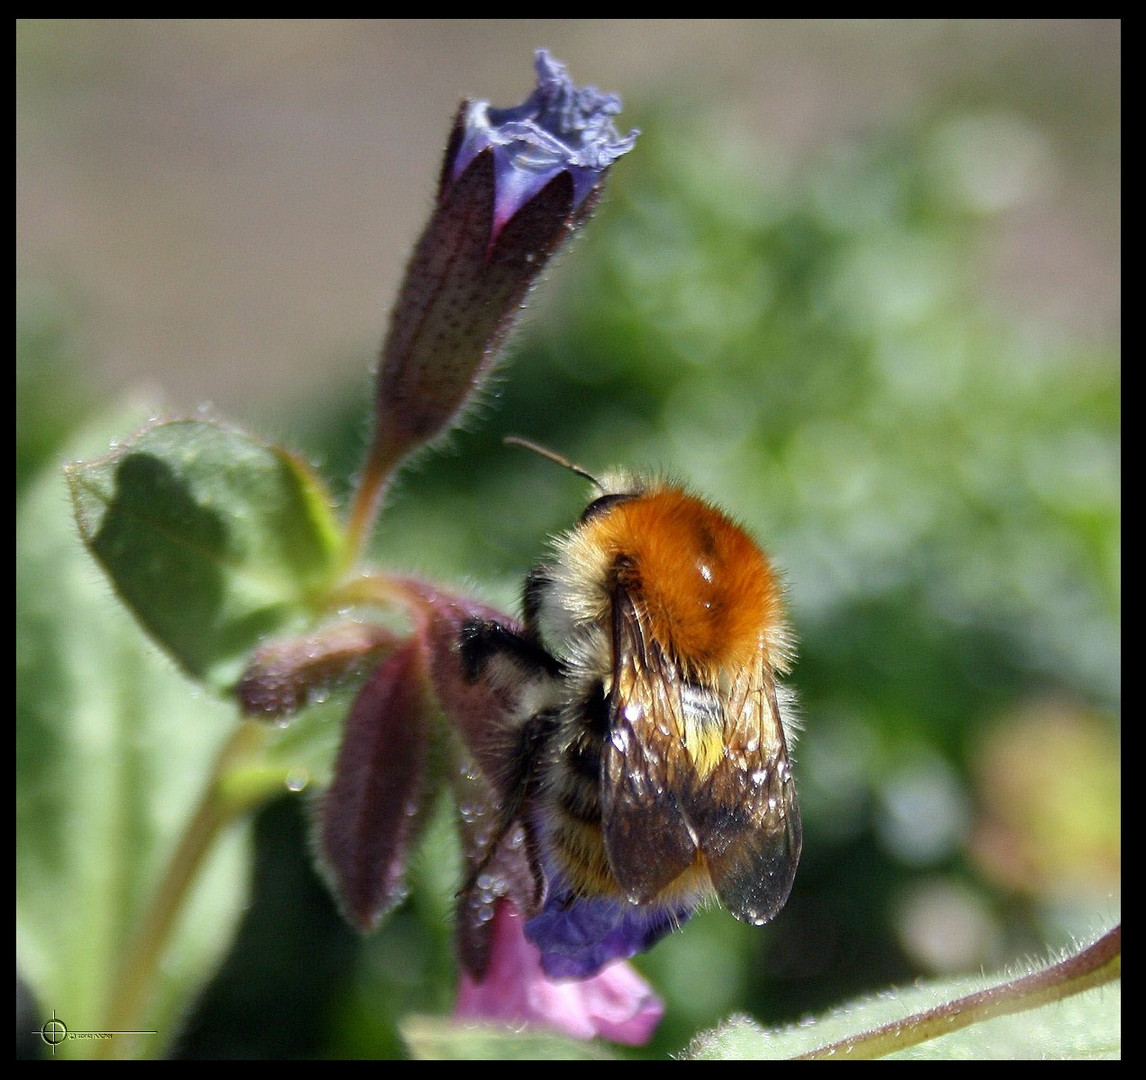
17,408,254,1058
67,419,345,690
400,1015,618,1060
685,943,1120,1060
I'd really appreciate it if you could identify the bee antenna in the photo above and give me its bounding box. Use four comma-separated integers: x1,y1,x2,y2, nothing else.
504,436,600,486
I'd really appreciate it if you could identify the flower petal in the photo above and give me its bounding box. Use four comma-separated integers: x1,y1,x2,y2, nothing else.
526,880,693,980
454,900,663,1046
450,49,639,231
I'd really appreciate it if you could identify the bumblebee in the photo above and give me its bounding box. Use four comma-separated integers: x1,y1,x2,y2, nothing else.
461,443,801,973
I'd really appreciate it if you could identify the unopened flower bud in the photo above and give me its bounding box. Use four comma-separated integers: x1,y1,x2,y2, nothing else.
369,50,639,479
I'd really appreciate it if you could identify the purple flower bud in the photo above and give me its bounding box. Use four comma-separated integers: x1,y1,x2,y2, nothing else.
353,51,638,552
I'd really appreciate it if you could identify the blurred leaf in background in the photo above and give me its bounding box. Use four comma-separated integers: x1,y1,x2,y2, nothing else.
16,400,253,1059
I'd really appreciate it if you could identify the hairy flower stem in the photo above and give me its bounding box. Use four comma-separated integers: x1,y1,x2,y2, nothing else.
797,924,1121,1060
95,721,274,1059
343,436,404,570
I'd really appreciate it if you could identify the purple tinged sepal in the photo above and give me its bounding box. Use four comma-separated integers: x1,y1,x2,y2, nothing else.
389,579,544,976
318,640,432,931
237,623,400,720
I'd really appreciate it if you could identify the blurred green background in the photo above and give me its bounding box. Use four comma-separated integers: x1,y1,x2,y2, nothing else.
18,20,1119,1059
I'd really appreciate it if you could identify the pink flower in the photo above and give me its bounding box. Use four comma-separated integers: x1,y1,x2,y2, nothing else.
454,900,663,1046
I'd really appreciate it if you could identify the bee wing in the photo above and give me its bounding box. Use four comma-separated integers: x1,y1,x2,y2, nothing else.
686,657,802,926
601,587,802,921
599,587,702,903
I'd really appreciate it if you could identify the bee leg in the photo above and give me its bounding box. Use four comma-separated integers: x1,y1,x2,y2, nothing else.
459,617,562,685
522,567,552,633
509,708,564,909
520,810,548,910
457,815,524,899
458,706,562,913
457,618,566,912
457,809,548,912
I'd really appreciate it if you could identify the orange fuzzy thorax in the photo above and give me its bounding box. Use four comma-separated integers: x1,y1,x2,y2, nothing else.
582,486,785,678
